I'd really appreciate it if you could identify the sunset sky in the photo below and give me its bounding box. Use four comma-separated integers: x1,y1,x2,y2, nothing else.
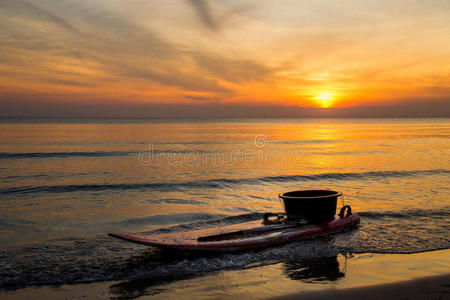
1,0,449,117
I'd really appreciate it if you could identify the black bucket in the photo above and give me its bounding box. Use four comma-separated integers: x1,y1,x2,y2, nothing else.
279,190,341,221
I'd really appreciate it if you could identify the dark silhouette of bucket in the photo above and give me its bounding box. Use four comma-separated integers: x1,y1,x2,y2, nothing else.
279,190,341,221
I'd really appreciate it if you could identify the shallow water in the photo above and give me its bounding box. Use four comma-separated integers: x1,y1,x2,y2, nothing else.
0,118,449,290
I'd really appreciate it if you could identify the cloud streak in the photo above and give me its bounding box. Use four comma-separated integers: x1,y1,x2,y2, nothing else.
185,95,221,102
0,0,79,34
0,0,272,95
187,0,217,31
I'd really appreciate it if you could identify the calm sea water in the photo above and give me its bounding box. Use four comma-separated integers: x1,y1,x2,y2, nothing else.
0,118,449,291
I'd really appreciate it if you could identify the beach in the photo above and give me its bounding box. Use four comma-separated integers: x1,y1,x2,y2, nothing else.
274,274,450,300
2,249,449,299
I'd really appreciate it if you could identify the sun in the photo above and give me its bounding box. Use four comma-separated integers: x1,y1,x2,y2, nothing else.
314,92,335,108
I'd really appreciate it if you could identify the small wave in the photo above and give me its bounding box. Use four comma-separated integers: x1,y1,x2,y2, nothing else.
0,182,225,196
358,207,450,219
0,171,105,182
0,151,135,159
308,150,388,155
0,139,341,147
273,139,340,144
260,169,450,183
0,149,241,160
113,213,226,227
1,169,448,196
152,198,206,205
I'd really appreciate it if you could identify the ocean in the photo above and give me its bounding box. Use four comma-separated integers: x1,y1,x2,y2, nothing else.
0,118,449,295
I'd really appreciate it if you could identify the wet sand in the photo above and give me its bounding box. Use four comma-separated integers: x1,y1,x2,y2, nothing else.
273,274,450,300
2,249,450,299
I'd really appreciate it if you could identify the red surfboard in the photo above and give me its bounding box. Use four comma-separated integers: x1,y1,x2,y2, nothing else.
109,213,360,252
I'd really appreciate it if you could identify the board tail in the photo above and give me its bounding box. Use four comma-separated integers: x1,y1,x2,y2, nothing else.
108,233,158,247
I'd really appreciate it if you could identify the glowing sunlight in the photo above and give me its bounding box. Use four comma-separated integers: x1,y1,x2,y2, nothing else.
314,92,336,108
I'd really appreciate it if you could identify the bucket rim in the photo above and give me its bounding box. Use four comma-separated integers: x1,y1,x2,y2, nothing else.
279,189,342,199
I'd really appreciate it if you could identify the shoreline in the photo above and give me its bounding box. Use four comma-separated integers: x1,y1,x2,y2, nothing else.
2,249,450,299
272,273,450,300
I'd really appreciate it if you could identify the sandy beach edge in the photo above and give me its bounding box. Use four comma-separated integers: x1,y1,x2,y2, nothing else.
270,273,450,300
